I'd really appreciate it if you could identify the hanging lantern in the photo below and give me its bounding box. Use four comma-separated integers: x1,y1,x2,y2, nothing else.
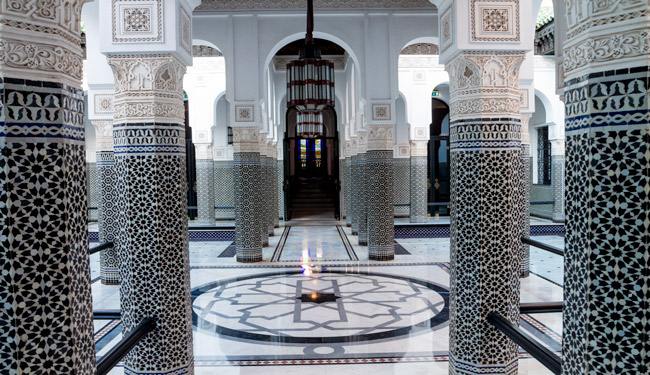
286,0,335,111
297,110,324,138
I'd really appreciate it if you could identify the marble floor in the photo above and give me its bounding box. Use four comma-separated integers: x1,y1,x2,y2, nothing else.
90,223,563,375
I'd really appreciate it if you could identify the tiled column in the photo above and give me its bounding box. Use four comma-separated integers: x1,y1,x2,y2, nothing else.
357,152,369,246
393,151,411,218
410,141,428,223
194,143,215,225
519,114,532,278
271,146,280,228
94,120,120,284
259,145,271,245
350,152,360,234
339,157,346,220
561,4,648,373
108,55,193,374
367,126,395,260
446,52,525,374
550,140,565,222
344,152,353,227
277,158,285,222
263,144,274,236
0,4,95,371
233,127,263,262
214,159,235,220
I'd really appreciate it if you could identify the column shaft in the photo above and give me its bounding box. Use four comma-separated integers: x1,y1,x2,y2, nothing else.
109,55,193,373
367,149,395,260
519,114,532,278
97,150,120,284
0,5,95,371
447,52,525,374
233,128,263,262
195,145,215,225
344,157,352,226
350,154,360,234
561,7,649,370
551,155,565,222
277,159,285,222
410,141,428,223
357,152,369,246
214,160,235,220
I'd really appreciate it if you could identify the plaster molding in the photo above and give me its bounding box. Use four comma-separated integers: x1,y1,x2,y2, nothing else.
107,54,186,124
367,125,394,151
0,1,84,85
196,0,434,11
232,126,260,154
195,143,213,160
92,120,114,152
410,140,428,157
446,51,525,120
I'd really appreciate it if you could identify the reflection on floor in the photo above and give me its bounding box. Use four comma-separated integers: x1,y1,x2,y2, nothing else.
90,222,563,375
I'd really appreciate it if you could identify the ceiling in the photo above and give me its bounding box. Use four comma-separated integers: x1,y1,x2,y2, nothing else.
196,0,434,12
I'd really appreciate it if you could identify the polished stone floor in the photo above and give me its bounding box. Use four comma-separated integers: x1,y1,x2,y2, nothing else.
90,221,563,375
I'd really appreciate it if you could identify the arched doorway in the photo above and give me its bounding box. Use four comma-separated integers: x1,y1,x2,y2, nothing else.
284,107,340,221
428,97,450,216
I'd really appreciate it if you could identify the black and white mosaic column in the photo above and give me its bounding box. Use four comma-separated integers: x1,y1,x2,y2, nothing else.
367,126,395,260
108,55,193,374
350,152,360,234
446,52,525,374
277,158,284,222
263,145,274,236
550,140,565,222
561,5,648,373
233,127,263,262
94,120,120,285
344,154,353,227
259,149,271,245
410,141,428,223
357,151,369,246
214,160,235,220
195,144,215,225
0,5,95,371
393,155,410,217
519,115,531,278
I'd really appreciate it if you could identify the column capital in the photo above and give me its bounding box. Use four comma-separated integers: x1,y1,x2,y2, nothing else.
410,140,428,157
446,51,526,121
232,126,260,154
367,125,393,152
92,120,114,152
0,1,84,86
195,143,213,160
107,54,186,124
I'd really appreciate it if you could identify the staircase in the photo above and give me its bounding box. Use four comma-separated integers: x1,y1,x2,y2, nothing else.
289,177,337,221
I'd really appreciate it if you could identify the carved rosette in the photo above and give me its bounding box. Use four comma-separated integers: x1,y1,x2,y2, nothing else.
446,52,525,121
108,54,186,125
0,1,84,85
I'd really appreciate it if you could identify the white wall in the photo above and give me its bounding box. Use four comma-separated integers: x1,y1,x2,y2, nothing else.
183,56,227,144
